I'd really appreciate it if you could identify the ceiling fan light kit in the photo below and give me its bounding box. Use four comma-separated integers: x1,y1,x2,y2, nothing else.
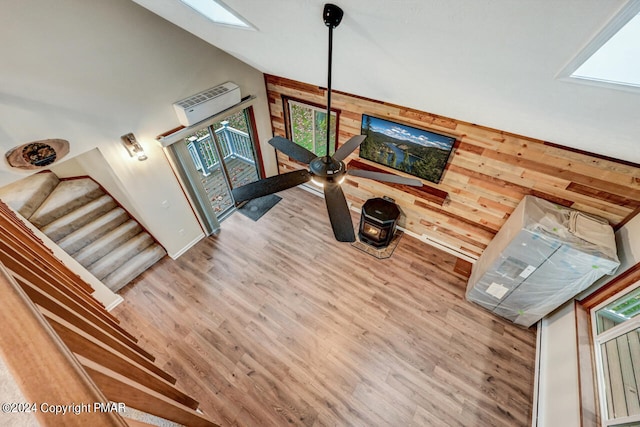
231,3,422,242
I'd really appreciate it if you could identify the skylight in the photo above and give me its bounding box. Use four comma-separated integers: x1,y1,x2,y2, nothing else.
572,12,640,88
180,0,255,30
562,3,640,91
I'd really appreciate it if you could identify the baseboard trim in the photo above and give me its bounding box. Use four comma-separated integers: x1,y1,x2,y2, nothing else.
168,233,205,260
400,228,478,263
104,294,124,312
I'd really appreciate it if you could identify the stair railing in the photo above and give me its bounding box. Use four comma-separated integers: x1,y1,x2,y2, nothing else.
187,121,255,177
0,200,220,427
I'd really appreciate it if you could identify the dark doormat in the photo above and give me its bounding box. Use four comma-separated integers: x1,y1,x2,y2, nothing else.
237,194,282,221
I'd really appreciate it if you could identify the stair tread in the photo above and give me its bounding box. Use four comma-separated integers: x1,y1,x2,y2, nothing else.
41,194,118,241
1,171,166,292
87,233,155,280
30,179,105,227
103,244,166,292
74,220,143,267
0,172,59,219
58,208,128,253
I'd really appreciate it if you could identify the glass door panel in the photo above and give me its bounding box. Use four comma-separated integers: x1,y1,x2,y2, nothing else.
211,113,259,191
185,128,235,217
168,107,262,235
601,328,640,420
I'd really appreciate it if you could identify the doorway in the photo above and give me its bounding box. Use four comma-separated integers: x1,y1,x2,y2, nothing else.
169,107,263,234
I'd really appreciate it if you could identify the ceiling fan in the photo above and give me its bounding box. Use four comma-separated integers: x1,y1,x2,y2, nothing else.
232,3,422,242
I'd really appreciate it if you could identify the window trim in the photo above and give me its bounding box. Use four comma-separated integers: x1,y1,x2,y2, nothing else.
556,0,640,94
282,95,340,158
590,278,640,425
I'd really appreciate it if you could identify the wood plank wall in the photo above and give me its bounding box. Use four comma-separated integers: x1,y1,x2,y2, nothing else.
265,74,640,259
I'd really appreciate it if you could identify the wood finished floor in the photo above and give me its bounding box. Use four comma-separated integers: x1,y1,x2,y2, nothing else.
114,187,537,427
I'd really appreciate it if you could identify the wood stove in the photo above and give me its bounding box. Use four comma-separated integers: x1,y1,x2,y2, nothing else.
358,197,400,248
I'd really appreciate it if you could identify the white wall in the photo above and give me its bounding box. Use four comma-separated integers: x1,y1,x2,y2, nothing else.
536,302,581,426
51,148,146,226
0,0,276,257
606,214,640,278
536,213,640,425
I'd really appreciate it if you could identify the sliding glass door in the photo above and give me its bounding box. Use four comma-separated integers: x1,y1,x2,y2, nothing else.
169,108,262,234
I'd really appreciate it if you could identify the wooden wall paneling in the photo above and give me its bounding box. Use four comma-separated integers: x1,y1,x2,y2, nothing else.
541,145,637,184
346,159,449,205
80,357,220,427
265,74,640,259
443,189,511,225
451,151,535,189
343,171,490,257
0,263,128,427
567,182,640,210
484,150,640,201
440,199,503,234
399,201,488,257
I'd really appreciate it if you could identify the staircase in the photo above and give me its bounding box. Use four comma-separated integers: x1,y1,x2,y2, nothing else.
0,171,166,292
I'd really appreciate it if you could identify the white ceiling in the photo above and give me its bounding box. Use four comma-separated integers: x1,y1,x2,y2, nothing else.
132,0,640,163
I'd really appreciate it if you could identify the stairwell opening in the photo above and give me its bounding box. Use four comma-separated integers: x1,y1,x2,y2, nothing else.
0,171,166,292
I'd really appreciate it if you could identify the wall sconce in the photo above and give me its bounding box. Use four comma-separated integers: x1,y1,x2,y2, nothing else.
121,133,148,161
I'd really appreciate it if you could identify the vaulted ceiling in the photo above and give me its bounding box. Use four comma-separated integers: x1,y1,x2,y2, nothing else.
132,0,640,163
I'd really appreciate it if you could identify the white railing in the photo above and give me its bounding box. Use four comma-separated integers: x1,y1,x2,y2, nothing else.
186,121,255,176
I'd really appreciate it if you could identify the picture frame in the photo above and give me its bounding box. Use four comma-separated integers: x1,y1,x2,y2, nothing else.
359,114,456,184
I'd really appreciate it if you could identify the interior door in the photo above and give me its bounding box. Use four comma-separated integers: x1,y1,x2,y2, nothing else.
168,108,262,234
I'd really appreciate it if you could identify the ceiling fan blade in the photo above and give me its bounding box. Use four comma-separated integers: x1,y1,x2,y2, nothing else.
269,136,317,165
232,169,311,203
323,183,356,242
332,135,366,162
348,169,423,186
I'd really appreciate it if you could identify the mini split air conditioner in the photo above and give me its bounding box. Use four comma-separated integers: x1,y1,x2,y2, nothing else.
172,82,241,126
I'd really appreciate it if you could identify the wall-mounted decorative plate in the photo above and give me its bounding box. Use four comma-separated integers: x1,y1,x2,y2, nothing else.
5,139,70,170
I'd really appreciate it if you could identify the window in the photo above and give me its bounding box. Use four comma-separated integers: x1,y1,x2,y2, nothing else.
179,0,256,30
592,281,640,426
559,2,640,92
284,98,338,158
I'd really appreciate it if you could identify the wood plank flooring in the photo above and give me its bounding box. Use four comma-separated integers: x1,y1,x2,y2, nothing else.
114,187,537,426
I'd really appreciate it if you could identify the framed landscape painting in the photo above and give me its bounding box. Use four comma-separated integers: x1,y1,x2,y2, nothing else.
359,114,456,184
